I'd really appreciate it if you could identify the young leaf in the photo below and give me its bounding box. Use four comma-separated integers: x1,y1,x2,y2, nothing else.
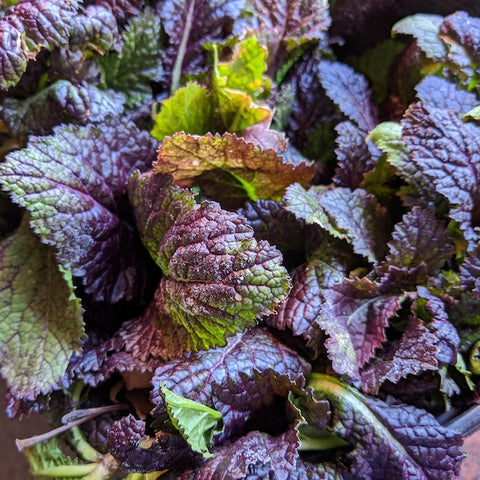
306,374,465,480
319,279,404,379
401,101,480,243
333,120,378,189
284,184,389,263
361,316,439,394
0,121,158,302
0,0,80,89
318,60,378,132
151,328,310,438
160,384,223,458
385,206,454,276
392,13,446,61
98,8,163,106
153,201,291,351
0,216,84,401
150,83,213,141
154,132,314,206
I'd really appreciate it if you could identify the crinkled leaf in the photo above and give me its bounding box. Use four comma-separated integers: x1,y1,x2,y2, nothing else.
151,328,310,439
107,414,199,473
318,60,378,132
98,8,163,106
96,0,143,22
0,0,80,89
415,76,479,114
459,242,480,299
319,279,404,379
307,374,465,480
152,202,291,350
127,171,196,267
368,121,442,208
154,133,314,206
385,206,454,275
237,199,304,257
151,83,213,142
269,256,348,346
0,217,84,400
284,184,389,262
440,10,480,64
0,121,158,302
169,427,299,480
401,101,480,242
158,0,245,87
160,384,223,458
0,79,125,136
333,120,378,189
361,316,439,394
392,13,446,61
243,0,330,73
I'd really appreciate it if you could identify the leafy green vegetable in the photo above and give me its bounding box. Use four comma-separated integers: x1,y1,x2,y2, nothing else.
0,216,83,400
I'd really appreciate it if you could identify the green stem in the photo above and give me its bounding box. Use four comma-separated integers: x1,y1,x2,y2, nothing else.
170,0,195,94
82,454,119,480
33,463,97,477
70,424,102,462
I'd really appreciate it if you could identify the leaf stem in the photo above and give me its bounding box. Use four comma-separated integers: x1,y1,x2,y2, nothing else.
170,0,195,95
30,463,98,477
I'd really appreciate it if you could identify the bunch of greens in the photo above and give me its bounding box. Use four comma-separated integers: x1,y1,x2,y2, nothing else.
1,0,480,479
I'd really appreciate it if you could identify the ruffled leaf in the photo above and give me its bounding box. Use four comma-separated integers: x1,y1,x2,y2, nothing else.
401,101,480,243
0,121,158,302
0,79,125,135
154,133,314,207
318,60,378,132
0,216,84,400
151,328,310,439
152,201,291,350
284,184,389,262
98,8,163,106
0,0,80,89
306,374,465,480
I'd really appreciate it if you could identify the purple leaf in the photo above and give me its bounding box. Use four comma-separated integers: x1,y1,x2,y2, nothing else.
169,427,299,480
0,0,80,89
151,327,310,439
440,10,480,64
308,374,465,480
415,76,479,114
460,242,480,299
401,101,480,243
285,184,390,262
96,0,144,22
361,316,438,394
153,201,291,351
0,121,158,302
268,256,347,346
385,206,454,275
319,278,404,379
107,414,199,473
318,60,378,132
333,120,379,189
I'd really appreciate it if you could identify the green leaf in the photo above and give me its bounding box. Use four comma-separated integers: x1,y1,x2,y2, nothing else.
160,383,223,458
392,13,446,61
150,82,213,141
98,8,163,106
24,437,91,480
211,38,272,132
154,132,314,208
0,216,84,400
